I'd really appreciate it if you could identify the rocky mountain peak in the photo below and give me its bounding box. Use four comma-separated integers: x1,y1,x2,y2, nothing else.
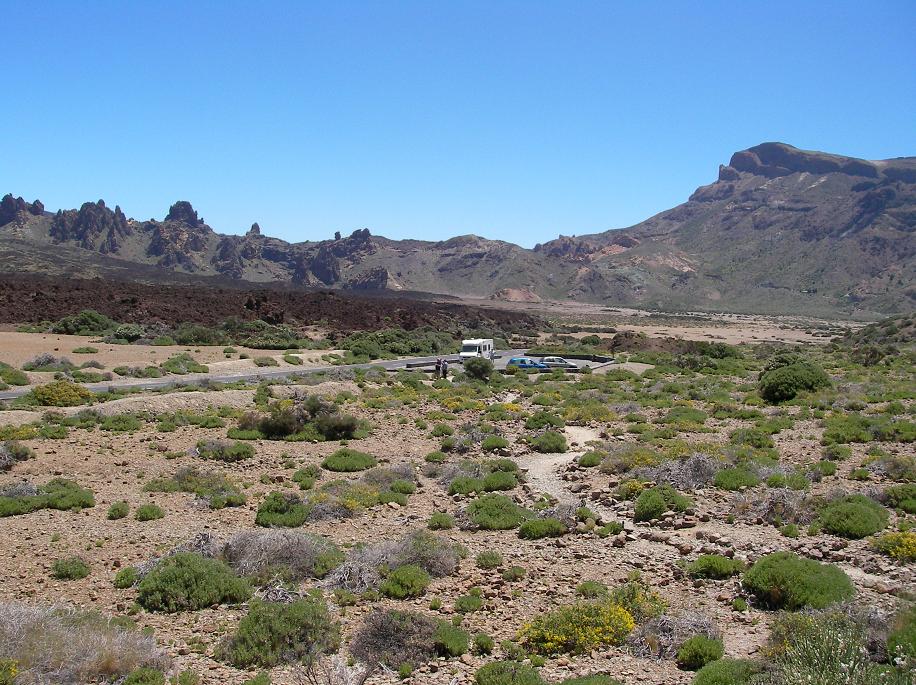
48,199,130,253
248,222,261,236
165,200,203,226
0,194,44,226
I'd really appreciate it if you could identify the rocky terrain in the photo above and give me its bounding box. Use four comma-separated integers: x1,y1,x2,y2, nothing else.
2,143,913,316
0,315,913,685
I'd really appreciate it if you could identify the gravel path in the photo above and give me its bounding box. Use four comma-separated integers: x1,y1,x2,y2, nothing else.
518,424,605,510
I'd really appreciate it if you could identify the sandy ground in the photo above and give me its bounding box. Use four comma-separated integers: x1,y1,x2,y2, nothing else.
0,331,340,372
461,298,853,345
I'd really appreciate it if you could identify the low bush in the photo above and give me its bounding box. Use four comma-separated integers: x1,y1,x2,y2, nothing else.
758,359,830,403
253,356,279,367
255,492,310,528
634,485,691,522
482,435,509,452
379,564,431,599
144,468,245,510
0,479,95,518
518,517,567,539
52,556,90,580
608,574,667,622
27,380,93,407
428,512,454,530
883,484,916,514
135,504,164,521
692,658,760,685
321,448,376,472
687,555,743,580
713,468,760,491
222,530,344,580
475,661,544,685
196,440,254,463
519,600,634,654
433,622,469,656
350,609,439,671
100,414,142,432
529,431,567,453
0,601,167,684
218,597,340,667
0,362,28,386
742,552,854,610
818,495,888,539
871,532,916,562
107,500,130,520
473,632,495,655
136,552,251,612
576,581,609,599
578,451,604,467
114,568,138,589
676,636,723,671
467,494,530,530
476,550,503,569
0,441,34,472
464,357,494,381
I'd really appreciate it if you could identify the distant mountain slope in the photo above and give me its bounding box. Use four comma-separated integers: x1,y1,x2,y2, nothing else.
2,142,913,316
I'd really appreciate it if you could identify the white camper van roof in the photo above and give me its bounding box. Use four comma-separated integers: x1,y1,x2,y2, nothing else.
462,339,489,345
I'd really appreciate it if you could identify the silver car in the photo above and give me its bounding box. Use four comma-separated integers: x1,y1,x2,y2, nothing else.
540,356,579,370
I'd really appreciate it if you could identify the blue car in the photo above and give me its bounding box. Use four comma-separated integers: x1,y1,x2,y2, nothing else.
506,357,548,370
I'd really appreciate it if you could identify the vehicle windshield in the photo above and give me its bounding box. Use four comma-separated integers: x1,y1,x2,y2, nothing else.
461,344,480,353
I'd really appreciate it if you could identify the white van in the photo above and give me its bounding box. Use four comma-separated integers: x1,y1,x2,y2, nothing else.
459,338,495,362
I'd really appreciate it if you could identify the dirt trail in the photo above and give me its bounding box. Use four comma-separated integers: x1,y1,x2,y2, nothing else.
518,424,606,511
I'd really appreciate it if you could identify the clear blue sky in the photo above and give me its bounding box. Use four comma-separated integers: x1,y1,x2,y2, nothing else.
3,1,914,247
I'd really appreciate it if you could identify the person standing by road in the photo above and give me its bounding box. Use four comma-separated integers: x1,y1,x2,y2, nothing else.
441,359,449,379
434,358,442,377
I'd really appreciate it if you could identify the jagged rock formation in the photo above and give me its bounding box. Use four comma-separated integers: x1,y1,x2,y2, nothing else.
1,142,913,315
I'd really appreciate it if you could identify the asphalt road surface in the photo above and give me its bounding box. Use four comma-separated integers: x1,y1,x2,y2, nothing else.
0,349,535,401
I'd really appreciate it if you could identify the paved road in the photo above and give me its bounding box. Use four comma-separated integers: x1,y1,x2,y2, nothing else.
0,349,530,401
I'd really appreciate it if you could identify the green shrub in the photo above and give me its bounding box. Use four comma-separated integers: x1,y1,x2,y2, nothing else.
887,606,916,663
473,632,495,655
114,567,138,588
107,500,130,520
475,661,544,685
576,581,609,599
742,552,854,610
529,431,567,453
425,450,447,464
219,597,340,667
455,589,484,614
255,492,310,527
525,411,565,430
692,658,760,685
431,423,454,437
677,636,723,670
518,600,635,654
134,504,164,521
518,517,566,539
883,484,916,514
379,565,431,599
634,485,691,522
578,451,604,467
100,414,142,432
464,357,494,381
321,448,376,472
467,494,529,530
137,552,251,612
160,354,208,375
433,622,470,656
607,574,667,622
145,468,245,510
0,363,28,386
0,478,95,518
557,677,621,685
241,674,270,685
482,435,509,452
758,360,830,403
502,565,526,581
687,555,743,579
476,550,503,569
428,512,454,530
713,468,760,491
818,495,888,539
253,356,279,367
51,556,90,580
123,668,165,685
28,380,93,407
196,440,254,462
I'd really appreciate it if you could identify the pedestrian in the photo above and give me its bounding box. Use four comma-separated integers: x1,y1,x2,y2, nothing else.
441,358,449,379
434,358,442,377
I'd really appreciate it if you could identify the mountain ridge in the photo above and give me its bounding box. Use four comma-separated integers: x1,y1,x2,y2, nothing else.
2,142,913,317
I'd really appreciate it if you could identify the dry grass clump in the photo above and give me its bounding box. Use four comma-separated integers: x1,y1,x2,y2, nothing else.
324,529,462,593
628,612,721,659
222,530,344,581
636,453,721,491
731,488,818,526
0,602,168,684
